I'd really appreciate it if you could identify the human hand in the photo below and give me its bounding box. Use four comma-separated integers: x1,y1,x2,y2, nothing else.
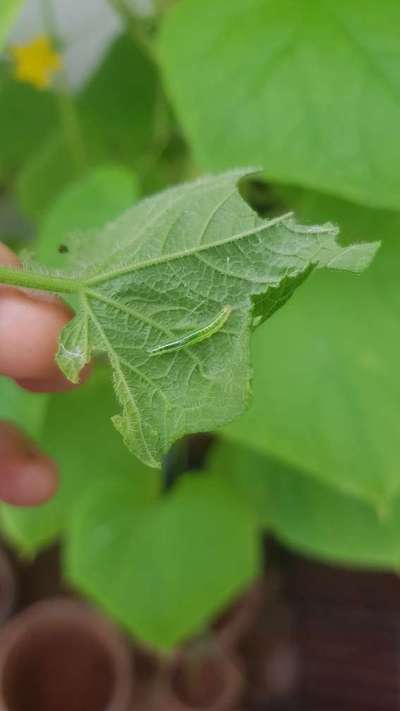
0,243,87,507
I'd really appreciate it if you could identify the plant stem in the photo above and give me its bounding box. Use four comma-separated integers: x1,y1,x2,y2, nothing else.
56,79,88,174
110,0,159,66
0,267,80,294
41,0,88,174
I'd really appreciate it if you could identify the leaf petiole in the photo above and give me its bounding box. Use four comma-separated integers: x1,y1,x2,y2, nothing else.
0,266,80,294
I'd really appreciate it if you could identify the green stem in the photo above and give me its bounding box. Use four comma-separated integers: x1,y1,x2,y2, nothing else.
41,0,87,173
110,0,159,66
56,80,88,174
0,267,80,294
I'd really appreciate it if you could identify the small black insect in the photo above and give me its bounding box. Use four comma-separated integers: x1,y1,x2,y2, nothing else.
58,244,69,254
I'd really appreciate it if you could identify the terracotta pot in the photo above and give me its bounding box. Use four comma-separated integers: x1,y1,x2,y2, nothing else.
0,549,15,625
0,598,133,711
146,649,243,711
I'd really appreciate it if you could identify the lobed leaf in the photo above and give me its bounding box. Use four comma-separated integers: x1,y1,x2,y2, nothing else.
26,170,377,468
50,170,378,467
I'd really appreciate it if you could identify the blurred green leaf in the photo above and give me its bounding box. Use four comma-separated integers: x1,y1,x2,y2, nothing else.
209,439,400,570
37,164,138,266
1,369,159,555
65,473,260,650
159,0,400,209
279,185,400,244
0,0,24,51
207,438,270,527
17,132,85,221
80,33,158,162
225,203,399,510
0,70,58,182
0,377,48,439
266,459,400,570
17,34,159,219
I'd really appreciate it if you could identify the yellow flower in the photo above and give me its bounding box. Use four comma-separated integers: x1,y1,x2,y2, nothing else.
11,35,61,90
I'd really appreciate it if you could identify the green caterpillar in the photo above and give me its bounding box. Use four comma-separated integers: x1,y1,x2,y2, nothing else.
149,305,232,356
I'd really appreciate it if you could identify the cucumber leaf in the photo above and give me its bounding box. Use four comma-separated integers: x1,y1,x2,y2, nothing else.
160,0,400,210
65,473,260,650
209,440,400,570
21,170,377,467
225,207,397,510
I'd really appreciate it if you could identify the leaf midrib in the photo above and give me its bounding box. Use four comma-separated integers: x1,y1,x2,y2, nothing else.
82,294,157,466
84,287,209,376
83,212,294,287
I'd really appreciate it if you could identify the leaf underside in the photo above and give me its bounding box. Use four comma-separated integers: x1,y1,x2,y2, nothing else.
28,170,377,467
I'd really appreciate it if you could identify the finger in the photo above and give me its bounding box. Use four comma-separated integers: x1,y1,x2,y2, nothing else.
0,243,73,383
0,422,58,506
16,364,92,393
0,243,20,268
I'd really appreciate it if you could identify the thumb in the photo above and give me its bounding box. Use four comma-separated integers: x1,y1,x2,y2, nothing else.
0,242,72,384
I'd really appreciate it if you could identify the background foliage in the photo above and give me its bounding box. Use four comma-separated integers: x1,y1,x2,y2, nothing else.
0,0,398,651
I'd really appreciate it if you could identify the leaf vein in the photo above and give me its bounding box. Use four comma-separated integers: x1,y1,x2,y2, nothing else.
84,212,293,287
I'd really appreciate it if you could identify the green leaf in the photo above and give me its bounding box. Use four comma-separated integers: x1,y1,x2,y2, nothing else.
209,440,400,570
225,201,399,511
37,164,139,267
0,377,48,439
159,0,400,210
17,34,159,219
207,438,270,527
0,70,58,182
79,34,158,162
65,473,260,650
0,0,24,51
44,169,377,468
267,460,400,570
17,132,86,220
1,369,159,555
278,185,400,244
